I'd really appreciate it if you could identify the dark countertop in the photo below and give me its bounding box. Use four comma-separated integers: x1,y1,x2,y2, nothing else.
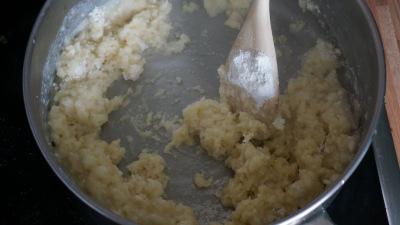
0,1,389,225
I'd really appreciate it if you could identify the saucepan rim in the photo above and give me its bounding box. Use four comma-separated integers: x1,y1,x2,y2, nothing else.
22,0,385,224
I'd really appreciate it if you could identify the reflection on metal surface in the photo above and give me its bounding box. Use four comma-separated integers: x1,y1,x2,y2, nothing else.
303,209,334,225
373,110,400,225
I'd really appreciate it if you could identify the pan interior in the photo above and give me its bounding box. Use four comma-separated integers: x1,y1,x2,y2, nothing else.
33,0,379,224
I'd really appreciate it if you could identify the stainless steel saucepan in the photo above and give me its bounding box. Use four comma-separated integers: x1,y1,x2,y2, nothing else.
23,0,385,224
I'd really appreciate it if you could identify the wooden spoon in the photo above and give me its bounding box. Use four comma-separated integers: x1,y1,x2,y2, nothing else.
219,0,278,123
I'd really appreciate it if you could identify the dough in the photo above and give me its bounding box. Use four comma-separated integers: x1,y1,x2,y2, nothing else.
202,0,318,29
169,40,359,225
194,172,213,188
203,0,251,29
204,0,228,17
49,1,196,225
182,1,200,14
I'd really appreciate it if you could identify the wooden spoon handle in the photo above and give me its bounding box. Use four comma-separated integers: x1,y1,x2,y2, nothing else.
233,0,275,57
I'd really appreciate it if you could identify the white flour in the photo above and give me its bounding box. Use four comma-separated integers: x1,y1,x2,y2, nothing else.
228,50,278,108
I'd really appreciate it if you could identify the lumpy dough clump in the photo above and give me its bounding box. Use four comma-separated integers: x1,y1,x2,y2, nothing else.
169,40,359,225
194,172,213,188
49,0,196,225
203,0,252,29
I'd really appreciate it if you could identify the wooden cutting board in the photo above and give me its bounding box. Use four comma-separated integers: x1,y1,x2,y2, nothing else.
367,0,400,165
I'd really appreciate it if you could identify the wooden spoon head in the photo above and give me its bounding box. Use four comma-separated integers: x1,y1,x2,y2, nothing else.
219,48,279,123
221,0,279,122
